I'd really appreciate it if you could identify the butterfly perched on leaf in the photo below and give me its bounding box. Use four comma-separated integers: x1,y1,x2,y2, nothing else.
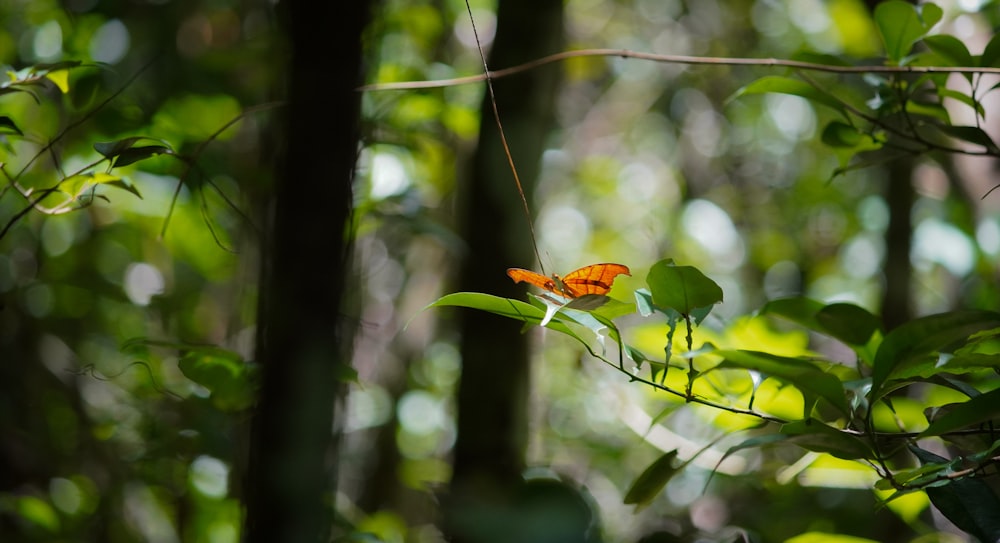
506,263,630,298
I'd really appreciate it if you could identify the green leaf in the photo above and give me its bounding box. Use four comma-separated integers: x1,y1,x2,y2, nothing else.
94,137,174,165
937,124,1000,153
731,76,846,116
623,450,679,506
646,260,723,316
761,297,826,329
762,298,879,364
919,3,943,30
871,310,1000,401
821,121,864,148
874,1,927,63
922,35,974,68
713,349,850,417
936,88,985,119
428,293,602,355
904,100,950,123
0,116,22,136
910,446,1000,542
815,303,882,347
111,145,173,167
980,32,1000,68
779,420,875,460
178,348,255,411
919,387,1000,438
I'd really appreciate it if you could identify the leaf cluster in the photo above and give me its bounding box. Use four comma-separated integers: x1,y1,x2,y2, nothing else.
432,256,1000,540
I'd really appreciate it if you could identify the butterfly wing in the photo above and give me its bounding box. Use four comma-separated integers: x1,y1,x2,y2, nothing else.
559,263,631,297
507,268,559,294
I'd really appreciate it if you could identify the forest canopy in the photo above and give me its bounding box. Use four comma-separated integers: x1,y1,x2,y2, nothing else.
1,0,1000,542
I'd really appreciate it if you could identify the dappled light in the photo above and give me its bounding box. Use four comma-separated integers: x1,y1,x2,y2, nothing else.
3,0,1000,542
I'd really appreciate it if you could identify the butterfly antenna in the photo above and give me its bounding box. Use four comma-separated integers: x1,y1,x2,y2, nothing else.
463,1,546,274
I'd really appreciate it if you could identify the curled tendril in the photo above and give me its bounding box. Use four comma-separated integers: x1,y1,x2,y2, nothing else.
68,361,184,401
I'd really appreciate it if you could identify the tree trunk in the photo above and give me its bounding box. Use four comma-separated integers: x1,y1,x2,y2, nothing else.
243,1,370,541
446,0,564,540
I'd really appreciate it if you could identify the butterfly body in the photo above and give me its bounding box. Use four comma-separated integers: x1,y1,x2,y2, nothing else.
506,263,630,298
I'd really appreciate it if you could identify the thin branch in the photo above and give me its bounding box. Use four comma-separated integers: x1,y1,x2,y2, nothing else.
159,101,282,239
359,48,1000,92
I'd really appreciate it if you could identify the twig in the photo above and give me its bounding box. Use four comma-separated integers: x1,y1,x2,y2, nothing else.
359,48,1000,92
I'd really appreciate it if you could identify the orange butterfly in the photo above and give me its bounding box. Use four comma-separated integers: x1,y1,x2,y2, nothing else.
507,263,631,298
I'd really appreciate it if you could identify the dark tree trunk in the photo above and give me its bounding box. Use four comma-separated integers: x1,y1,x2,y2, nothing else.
243,1,370,541
446,0,564,540
881,159,914,330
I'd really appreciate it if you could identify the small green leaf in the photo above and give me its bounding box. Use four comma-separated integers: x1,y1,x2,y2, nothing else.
623,450,679,506
0,116,22,136
178,348,254,411
821,121,864,148
646,260,723,316
980,32,1000,68
919,388,1000,438
112,145,173,167
937,89,985,119
874,1,927,63
94,137,173,163
937,124,1000,153
44,69,69,93
12,496,60,532
904,100,950,123
731,76,846,116
919,3,943,30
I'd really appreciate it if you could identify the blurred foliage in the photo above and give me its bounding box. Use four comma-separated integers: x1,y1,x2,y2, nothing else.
3,0,1000,542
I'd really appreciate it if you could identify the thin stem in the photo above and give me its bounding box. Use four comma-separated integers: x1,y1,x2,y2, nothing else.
359,48,1000,92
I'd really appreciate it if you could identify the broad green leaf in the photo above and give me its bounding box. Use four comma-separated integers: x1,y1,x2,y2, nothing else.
871,310,1000,400
429,293,600,355
779,420,874,460
731,76,846,116
937,124,1000,153
0,116,22,136
713,349,850,417
623,450,679,506
646,260,723,316
919,387,1000,438
874,1,927,63
815,303,881,347
762,298,879,364
922,35,974,68
910,446,1000,542
761,297,826,330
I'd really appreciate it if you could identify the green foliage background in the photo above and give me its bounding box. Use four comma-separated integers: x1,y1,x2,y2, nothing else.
1,0,999,542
